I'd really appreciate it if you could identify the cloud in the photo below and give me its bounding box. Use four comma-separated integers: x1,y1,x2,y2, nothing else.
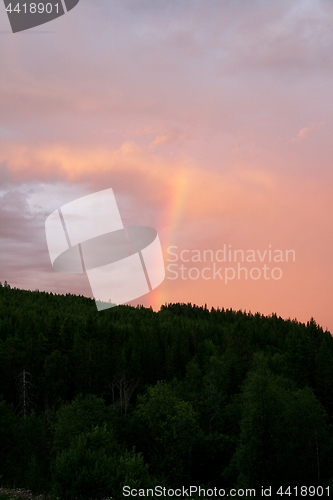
150,127,185,147
290,121,324,142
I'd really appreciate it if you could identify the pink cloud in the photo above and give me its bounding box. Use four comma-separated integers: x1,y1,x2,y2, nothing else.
290,121,324,142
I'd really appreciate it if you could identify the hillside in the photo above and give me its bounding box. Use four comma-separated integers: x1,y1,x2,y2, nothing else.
0,282,333,498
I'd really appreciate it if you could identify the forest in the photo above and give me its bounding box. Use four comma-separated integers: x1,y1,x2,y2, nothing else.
0,281,333,499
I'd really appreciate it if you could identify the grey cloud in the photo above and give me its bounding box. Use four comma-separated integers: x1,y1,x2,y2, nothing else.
0,182,94,295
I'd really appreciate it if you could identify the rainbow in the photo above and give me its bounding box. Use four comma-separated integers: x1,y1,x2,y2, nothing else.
150,170,190,310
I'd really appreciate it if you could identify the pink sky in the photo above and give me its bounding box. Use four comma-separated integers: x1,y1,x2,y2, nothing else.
0,0,332,331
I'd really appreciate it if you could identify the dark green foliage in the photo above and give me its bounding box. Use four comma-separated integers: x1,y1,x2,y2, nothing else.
0,283,333,497
0,399,50,491
52,394,115,454
53,424,153,500
231,354,331,489
0,398,18,483
133,381,199,484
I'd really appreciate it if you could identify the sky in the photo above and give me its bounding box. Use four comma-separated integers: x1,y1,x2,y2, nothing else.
0,0,332,331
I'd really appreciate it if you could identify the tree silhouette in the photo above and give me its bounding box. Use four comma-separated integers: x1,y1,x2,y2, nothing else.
16,370,36,418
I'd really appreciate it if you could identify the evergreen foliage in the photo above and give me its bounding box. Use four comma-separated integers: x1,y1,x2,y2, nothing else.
0,283,333,497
